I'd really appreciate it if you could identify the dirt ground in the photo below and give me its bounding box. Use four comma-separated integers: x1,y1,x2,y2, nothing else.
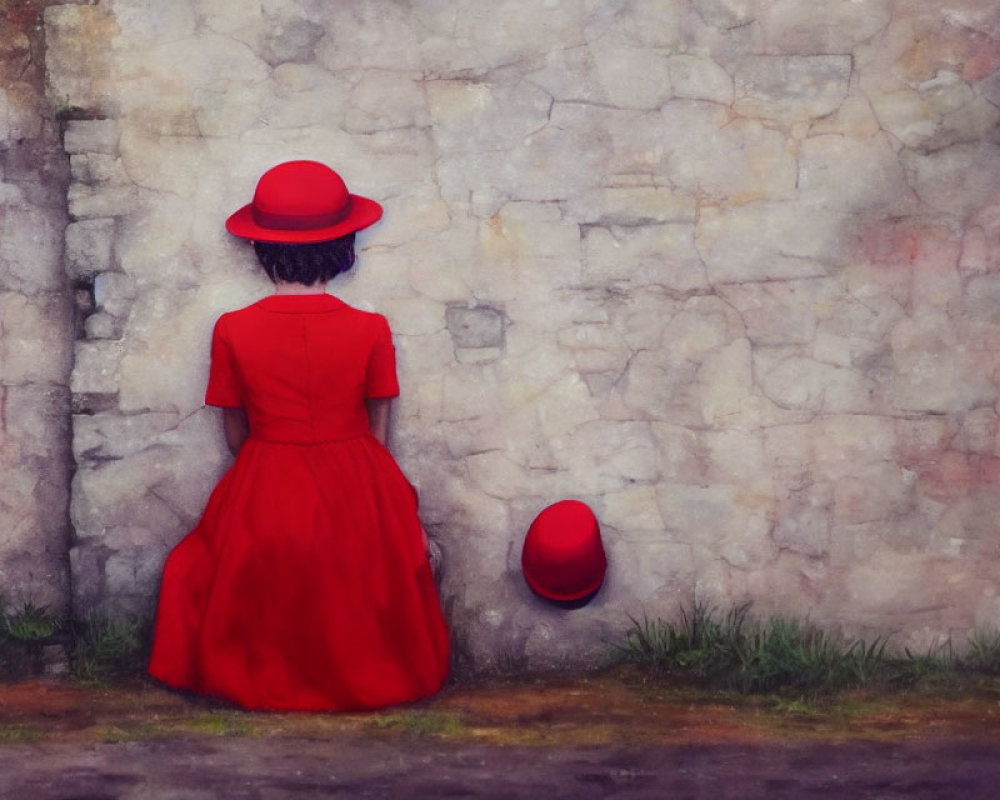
2,672,1000,798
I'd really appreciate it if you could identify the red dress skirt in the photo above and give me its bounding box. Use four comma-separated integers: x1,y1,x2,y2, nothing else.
148,294,449,711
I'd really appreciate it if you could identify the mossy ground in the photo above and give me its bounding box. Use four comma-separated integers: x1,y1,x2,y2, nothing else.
1,667,999,749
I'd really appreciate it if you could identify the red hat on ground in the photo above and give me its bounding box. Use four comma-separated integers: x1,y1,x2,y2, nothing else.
521,500,607,603
225,160,383,243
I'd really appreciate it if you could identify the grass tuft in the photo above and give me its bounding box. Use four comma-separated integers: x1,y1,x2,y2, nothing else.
617,603,955,696
369,711,465,738
4,600,61,642
966,629,1000,675
70,611,150,682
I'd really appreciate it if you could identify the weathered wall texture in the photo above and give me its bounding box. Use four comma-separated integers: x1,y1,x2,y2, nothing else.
0,1,74,614
39,0,1000,668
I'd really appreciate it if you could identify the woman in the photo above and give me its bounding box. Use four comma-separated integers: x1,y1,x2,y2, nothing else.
148,160,449,711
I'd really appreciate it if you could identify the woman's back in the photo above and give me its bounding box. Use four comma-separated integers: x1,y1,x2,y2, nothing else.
209,294,398,444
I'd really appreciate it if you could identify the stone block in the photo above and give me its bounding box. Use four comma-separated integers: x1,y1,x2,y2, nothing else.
93,271,136,319
761,0,891,53
71,459,184,541
0,189,65,293
703,428,768,489
84,312,124,340
601,485,665,533
798,134,912,214
63,119,119,155
623,349,702,426
105,546,167,597
446,305,505,350
378,295,444,337
526,45,603,104
901,143,1000,221
5,384,70,461
833,463,916,525
556,323,629,373
773,485,832,558
954,408,999,455
719,279,840,347
734,55,851,121
866,74,1000,153
69,543,107,611
65,219,115,279
758,355,877,414
564,186,696,227
692,0,756,29
656,483,769,549
68,183,139,220
260,16,324,65
697,339,755,427
314,1,423,72
554,420,659,494
69,154,128,185
890,313,997,414
44,4,119,113
118,129,210,196
960,206,1000,274
813,415,897,482
344,72,429,134
583,223,708,293
657,104,798,201
71,340,124,396
696,202,848,284
1,82,43,142
116,290,225,415
590,45,673,110
483,103,614,202
467,450,541,501
0,293,72,384
73,410,181,464
668,55,734,104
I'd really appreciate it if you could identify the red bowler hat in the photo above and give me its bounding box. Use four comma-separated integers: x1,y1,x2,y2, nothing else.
521,500,607,603
225,160,383,243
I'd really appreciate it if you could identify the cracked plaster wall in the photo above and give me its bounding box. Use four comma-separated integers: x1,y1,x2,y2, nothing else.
36,0,1000,669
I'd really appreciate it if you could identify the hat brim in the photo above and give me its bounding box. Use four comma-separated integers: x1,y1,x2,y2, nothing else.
522,562,607,603
225,194,384,243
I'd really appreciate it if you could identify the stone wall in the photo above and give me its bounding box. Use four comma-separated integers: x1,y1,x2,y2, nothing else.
0,0,75,615
38,0,1000,669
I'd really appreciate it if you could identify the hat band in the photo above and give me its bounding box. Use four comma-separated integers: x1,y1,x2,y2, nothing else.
251,199,352,231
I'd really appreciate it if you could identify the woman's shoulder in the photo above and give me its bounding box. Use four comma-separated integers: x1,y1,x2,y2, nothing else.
215,296,391,335
327,298,391,331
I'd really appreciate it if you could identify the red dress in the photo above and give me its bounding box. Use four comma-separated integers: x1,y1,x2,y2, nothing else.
148,294,449,711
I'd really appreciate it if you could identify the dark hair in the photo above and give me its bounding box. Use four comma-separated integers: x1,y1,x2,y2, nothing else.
252,234,357,284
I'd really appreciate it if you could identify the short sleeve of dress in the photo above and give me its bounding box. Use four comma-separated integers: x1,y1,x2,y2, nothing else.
365,315,400,399
204,316,243,408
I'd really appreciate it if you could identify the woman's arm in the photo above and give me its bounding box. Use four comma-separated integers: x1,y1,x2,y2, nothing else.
365,396,392,447
222,406,250,456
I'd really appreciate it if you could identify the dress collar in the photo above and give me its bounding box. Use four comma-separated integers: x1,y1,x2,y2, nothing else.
255,293,348,314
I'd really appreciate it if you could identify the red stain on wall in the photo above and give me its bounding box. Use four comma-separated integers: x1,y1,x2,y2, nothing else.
912,451,1000,504
861,222,960,272
899,19,1000,83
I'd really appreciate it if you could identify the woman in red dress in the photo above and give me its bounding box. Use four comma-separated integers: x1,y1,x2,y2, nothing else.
148,161,450,711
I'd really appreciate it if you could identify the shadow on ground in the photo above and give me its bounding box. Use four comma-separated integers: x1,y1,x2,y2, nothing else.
2,669,1000,798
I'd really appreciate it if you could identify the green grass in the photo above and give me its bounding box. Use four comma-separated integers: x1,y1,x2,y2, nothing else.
966,629,1000,674
0,724,44,743
184,712,254,737
69,611,150,682
3,601,61,642
369,711,465,737
0,596,153,681
618,603,997,697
